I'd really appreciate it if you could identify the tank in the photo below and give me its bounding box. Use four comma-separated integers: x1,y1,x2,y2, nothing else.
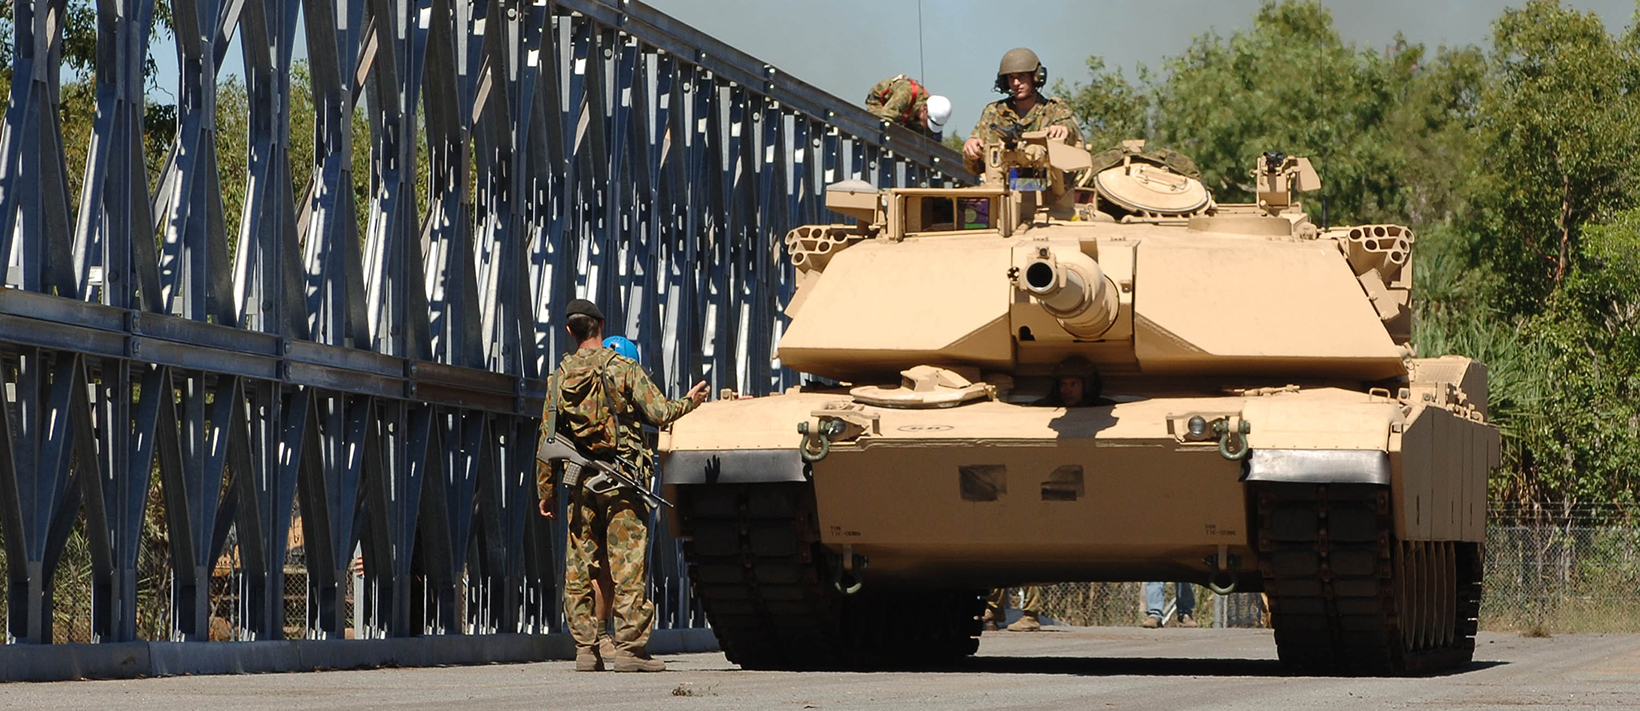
659,131,1497,674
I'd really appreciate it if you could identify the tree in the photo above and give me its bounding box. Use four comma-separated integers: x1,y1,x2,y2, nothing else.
1465,0,1639,316
1417,1,1640,503
1145,1,1409,225
1502,211,1640,503
0,1,178,197
1056,57,1149,151
1383,44,1485,228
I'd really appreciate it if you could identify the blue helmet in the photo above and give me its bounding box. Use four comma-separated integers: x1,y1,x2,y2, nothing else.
602,335,640,363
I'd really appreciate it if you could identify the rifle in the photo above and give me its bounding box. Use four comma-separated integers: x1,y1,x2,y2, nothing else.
536,437,673,509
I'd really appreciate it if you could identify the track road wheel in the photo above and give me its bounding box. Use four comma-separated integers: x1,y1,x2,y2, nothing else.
1256,483,1480,675
676,481,984,670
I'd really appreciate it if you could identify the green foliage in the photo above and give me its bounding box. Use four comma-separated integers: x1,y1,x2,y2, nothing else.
1385,44,1485,227
1060,0,1640,504
1503,214,1640,503
1056,56,1149,151
1465,0,1640,316
1433,1,1640,503
1412,228,1546,470
1145,1,1411,224
216,78,249,239
1061,1,1486,228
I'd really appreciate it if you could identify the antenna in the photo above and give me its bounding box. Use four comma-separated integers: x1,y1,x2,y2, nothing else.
917,0,926,82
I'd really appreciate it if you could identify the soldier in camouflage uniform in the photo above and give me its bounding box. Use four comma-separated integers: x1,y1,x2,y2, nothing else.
864,75,950,138
962,47,1082,174
984,586,1045,632
537,298,708,672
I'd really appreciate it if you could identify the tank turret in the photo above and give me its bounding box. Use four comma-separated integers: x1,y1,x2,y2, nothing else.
776,136,1406,382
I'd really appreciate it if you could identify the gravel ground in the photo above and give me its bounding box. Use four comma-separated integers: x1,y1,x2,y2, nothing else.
3,627,1636,711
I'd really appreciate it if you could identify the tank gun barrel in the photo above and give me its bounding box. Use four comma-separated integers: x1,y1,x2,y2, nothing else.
1018,247,1118,339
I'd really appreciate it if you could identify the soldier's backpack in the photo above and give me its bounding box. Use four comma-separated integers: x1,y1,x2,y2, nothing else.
544,351,627,458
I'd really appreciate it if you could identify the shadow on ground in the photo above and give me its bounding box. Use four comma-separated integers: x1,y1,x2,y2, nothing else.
936,656,1505,678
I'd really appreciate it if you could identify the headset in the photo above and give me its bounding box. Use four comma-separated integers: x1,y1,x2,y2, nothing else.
993,64,1048,94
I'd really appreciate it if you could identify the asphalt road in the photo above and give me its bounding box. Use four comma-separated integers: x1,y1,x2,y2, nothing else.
4,627,1637,710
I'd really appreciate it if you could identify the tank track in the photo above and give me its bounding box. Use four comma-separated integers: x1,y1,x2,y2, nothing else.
1256,482,1481,675
675,481,984,670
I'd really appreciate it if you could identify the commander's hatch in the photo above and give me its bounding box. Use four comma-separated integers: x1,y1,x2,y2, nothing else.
1082,140,1214,222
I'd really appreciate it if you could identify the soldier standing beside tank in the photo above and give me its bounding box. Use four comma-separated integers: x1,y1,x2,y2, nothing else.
984,586,1046,632
1142,582,1197,628
864,75,952,139
962,48,1082,174
537,299,708,672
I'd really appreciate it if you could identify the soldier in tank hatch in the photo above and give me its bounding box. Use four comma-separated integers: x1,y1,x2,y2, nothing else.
1036,356,1114,408
537,298,708,672
962,47,1082,174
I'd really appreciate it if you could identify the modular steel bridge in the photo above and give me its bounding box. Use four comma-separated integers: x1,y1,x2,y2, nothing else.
0,0,965,676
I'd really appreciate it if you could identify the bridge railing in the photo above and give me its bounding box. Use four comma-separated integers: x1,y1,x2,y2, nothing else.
0,0,968,655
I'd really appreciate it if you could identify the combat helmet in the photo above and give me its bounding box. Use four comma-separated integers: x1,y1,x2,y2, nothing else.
1053,355,1100,389
1052,355,1096,381
994,47,1047,93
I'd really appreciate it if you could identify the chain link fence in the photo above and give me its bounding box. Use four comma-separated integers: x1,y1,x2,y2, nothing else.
6,502,1640,639
1483,504,1640,634
1031,583,1267,628
1024,503,1640,634
208,517,357,641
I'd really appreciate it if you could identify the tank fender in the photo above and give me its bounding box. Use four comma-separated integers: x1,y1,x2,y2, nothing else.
1242,449,1390,485
663,448,808,485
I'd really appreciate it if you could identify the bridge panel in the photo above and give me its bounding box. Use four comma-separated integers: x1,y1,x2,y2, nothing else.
0,0,965,657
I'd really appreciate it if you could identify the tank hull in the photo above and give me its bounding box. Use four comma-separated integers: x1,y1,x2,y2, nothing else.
662,386,1495,672
664,387,1486,586
804,416,1254,590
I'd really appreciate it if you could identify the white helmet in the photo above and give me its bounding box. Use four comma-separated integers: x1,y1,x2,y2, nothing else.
925,95,952,132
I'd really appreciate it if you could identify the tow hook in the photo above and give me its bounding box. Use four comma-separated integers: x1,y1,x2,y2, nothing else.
1204,545,1240,595
1214,418,1252,460
832,544,867,595
798,419,845,463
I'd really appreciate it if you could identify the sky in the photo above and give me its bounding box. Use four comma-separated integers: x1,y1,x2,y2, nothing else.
646,0,1638,137
150,1,1637,140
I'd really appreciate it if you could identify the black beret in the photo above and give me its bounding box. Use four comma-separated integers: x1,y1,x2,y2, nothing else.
564,298,604,320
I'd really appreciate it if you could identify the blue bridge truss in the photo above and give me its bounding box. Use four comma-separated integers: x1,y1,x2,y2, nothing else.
0,0,965,663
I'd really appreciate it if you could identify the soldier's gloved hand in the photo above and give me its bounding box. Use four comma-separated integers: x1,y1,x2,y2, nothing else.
963,135,984,159
686,380,709,405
